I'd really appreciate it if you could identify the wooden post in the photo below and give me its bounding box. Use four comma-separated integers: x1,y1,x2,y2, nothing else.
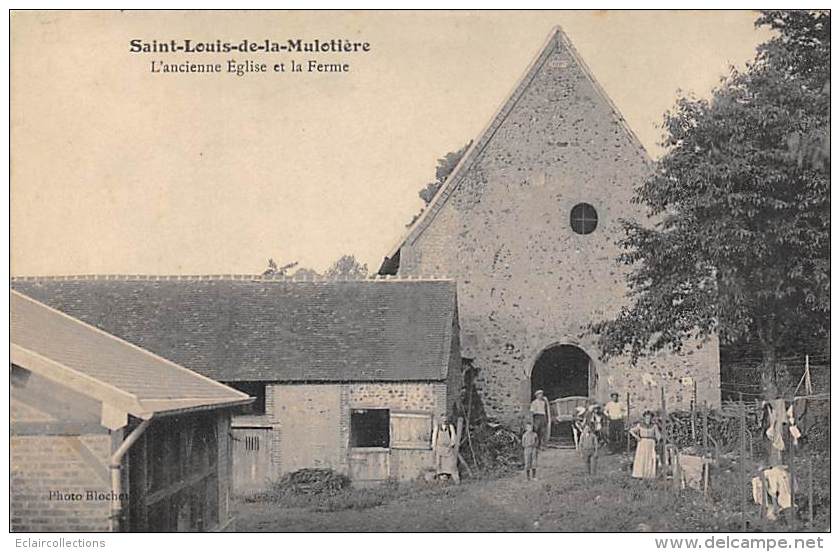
660,387,669,484
789,427,797,525
626,392,631,455
808,455,814,527
455,417,473,478
739,401,747,531
805,354,812,395
690,398,696,444
702,401,709,454
691,380,698,444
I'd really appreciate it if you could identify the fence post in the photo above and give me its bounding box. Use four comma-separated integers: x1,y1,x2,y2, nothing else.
790,429,797,526
808,455,814,527
626,392,631,455
740,401,747,531
692,380,698,444
702,400,708,454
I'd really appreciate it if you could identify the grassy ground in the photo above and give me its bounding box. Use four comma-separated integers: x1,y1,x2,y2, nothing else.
234,448,829,532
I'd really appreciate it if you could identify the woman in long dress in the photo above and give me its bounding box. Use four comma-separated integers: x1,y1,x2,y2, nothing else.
629,410,661,479
432,415,460,483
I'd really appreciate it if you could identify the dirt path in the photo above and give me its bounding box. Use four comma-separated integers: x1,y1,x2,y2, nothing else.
234,448,676,532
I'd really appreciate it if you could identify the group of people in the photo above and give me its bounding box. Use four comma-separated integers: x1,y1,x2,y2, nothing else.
522,390,663,480
432,392,667,484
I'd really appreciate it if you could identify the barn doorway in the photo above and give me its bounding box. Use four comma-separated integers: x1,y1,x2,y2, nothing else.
531,344,592,399
530,344,593,443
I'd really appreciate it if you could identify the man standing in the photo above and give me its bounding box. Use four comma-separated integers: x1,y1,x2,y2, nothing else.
604,392,627,453
530,390,552,449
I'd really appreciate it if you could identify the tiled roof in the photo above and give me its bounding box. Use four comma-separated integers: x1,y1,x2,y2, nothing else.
11,277,459,382
11,290,252,417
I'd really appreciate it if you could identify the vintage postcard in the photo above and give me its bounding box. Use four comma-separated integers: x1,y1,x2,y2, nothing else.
9,9,830,538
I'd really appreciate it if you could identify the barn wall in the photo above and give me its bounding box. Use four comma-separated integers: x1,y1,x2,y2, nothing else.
216,414,235,530
272,384,345,475
11,434,113,532
398,34,720,422
11,371,113,532
255,381,454,483
349,382,446,481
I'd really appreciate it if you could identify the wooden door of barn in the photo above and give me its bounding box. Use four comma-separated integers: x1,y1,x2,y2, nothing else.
231,427,271,496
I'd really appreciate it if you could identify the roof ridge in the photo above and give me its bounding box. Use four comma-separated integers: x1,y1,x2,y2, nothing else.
11,273,457,283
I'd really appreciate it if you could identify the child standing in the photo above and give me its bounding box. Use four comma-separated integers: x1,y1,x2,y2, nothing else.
522,422,539,480
579,421,599,476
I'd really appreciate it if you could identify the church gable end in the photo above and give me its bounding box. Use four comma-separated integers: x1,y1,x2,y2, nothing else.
392,27,720,421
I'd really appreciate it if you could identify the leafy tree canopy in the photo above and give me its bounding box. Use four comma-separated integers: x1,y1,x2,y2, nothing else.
262,254,368,280
262,258,298,277
591,10,829,387
418,142,471,205
323,254,369,280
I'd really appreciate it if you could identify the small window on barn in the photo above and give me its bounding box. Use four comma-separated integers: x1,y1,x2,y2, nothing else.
570,202,598,235
390,412,433,449
350,409,390,448
224,381,267,415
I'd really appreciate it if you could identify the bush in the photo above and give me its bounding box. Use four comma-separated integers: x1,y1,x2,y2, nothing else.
464,421,523,476
245,468,351,504
246,472,447,513
275,468,351,495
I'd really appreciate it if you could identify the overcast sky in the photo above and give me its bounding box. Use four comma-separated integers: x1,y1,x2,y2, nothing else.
11,10,773,276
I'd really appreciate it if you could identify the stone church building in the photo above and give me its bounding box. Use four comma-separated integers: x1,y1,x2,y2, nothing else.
379,27,720,422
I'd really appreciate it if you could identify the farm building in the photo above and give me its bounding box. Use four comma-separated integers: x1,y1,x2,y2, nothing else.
11,276,462,494
379,27,720,422
10,290,252,532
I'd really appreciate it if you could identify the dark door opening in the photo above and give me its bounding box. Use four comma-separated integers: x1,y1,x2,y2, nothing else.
531,344,592,442
531,344,591,400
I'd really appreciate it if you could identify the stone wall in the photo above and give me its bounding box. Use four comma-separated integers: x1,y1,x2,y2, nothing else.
398,31,720,422
348,382,446,415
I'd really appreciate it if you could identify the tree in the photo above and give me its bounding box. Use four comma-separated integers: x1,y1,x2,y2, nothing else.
418,142,472,205
291,267,320,280
262,258,298,277
324,254,368,280
591,11,829,391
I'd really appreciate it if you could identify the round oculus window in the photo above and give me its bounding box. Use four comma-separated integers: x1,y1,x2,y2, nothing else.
570,203,598,235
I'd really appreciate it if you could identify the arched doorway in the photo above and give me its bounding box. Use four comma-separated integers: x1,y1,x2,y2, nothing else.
531,344,593,443
531,344,592,400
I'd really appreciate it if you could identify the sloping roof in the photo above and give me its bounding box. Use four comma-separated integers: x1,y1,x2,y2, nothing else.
11,290,252,419
380,26,651,267
11,276,459,382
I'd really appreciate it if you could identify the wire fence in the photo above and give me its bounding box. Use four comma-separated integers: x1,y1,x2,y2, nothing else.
643,353,831,531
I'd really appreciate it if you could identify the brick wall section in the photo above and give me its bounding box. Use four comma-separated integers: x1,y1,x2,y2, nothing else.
11,434,113,532
11,375,115,532
399,34,720,422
